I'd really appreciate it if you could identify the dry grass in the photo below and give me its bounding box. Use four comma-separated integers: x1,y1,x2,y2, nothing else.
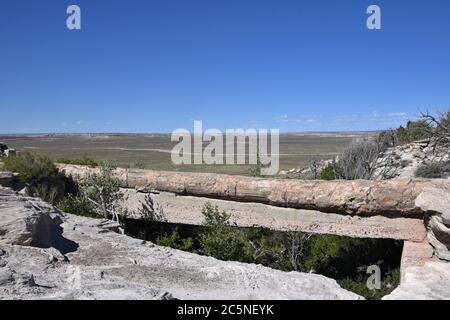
1,132,375,175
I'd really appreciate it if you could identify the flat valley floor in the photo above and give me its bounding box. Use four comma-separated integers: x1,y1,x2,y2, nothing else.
1,132,375,175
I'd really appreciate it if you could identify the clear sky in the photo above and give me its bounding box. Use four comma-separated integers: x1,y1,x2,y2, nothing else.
1,0,450,133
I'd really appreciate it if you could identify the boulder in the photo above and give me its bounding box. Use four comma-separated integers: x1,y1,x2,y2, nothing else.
0,187,75,252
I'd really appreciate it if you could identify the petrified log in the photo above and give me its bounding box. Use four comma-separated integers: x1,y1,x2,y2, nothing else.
56,164,450,217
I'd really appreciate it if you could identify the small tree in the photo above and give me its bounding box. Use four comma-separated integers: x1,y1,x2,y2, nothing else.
319,164,335,180
333,140,397,180
309,158,320,179
78,162,126,222
419,110,450,151
3,151,75,204
199,203,254,262
248,151,262,177
201,202,230,226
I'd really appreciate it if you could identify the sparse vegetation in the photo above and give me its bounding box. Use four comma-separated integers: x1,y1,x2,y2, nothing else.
415,160,450,178
156,227,194,251
199,203,254,262
57,162,127,222
395,120,431,145
248,151,262,177
379,109,450,149
332,140,397,180
2,133,368,176
418,110,450,150
132,161,147,169
319,164,335,180
138,193,167,222
3,151,76,204
57,153,101,167
309,158,320,179
57,193,97,218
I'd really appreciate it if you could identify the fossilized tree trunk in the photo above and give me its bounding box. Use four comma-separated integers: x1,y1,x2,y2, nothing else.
56,164,450,218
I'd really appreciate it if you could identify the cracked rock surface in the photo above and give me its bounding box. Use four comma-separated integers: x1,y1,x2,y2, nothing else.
0,187,362,300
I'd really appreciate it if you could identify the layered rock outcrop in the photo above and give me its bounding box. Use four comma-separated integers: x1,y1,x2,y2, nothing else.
416,187,450,261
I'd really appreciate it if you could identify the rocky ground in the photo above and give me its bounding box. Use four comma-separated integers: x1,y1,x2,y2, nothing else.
383,140,450,179
0,186,362,300
279,140,450,179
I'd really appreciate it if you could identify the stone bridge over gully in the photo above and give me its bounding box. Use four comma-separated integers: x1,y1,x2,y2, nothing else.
57,164,450,299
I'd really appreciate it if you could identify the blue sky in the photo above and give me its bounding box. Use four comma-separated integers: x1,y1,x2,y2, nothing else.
1,0,450,133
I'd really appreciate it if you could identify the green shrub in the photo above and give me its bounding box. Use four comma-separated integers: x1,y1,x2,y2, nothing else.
3,152,76,204
4,151,57,183
57,194,97,217
201,202,231,227
248,152,262,177
415,161,450,178
395,120,431,145
58,163,126,220
253,231,311,272
199,203,254,262
305,235,367,276
133,161,146,169
57,153,101,167
337,268,400,300
319,165,335,180
156,227,194,251
200,226,254,262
